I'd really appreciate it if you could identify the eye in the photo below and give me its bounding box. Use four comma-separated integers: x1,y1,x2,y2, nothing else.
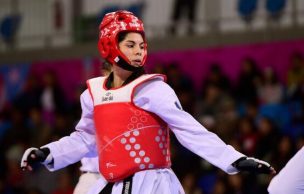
126,44,134,48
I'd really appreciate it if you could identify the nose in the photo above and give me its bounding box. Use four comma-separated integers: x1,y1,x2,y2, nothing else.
135,45,142,56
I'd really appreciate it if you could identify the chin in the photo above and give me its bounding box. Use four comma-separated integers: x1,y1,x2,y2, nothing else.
131,63,141,67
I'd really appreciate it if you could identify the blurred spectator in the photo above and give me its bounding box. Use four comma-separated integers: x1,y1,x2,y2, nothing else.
153,63,197,113
166,62,194,93
40,70,67,125
52,112,73,138
25,188,44,194
195,83,223,125
5,144,26,193
242,101,260,122
237,116,258,156
235,57,261,104
271,135,296,171
177,88,196,115
27,108,52,146
1,107,29,150
258,67,284,104
286,52,304,101
202,63,231,94
181,172,203,194
255,117,279,160
284,103,304,139
170,0,198,35
196,82,236,140
0,108,11,143
23,166,73,194
51,171,74,194
216,97,239,141
211,177,228,194
0,177,13,194
151,63,167,75
227,174,244,194
0,74,6,111
13,75,42,114
257,67,284,105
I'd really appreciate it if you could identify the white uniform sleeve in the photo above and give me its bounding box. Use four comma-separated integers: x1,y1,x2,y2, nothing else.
42,89,97,171
268,146,304,194
134,80,244,174
80,157,100,173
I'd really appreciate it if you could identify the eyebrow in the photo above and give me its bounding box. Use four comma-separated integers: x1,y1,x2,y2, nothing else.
125,40,144,45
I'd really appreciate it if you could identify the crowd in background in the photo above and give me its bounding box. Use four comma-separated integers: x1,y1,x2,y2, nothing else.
0,51,304,194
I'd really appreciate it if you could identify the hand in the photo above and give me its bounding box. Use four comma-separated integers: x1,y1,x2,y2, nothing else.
20,147,50,171
232,157,276,175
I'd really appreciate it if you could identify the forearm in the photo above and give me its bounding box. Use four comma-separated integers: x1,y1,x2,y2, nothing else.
169,110,244,174
42,130,96,171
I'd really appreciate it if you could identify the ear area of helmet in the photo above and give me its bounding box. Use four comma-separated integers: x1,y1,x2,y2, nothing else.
98,37,112,59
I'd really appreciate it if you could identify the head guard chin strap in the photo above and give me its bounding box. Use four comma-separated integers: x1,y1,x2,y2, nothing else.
114,56,143,72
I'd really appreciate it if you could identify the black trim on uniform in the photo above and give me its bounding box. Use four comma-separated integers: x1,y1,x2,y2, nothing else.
99,182,114,194
122,175,133,194
98,175,134,194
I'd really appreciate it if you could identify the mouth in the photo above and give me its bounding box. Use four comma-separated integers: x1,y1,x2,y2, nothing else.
132,60,142,66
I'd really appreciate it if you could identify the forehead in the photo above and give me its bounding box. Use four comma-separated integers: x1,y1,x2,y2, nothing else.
123,32,144,42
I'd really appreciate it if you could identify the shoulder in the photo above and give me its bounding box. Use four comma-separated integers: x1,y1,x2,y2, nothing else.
142,73,166,81
133,75,177,105
133,76,180,113
86,76,106,85
135,75,173,95
133,73,166,85
80,89,91,100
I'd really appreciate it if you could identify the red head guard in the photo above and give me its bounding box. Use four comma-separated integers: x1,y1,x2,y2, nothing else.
98,10,147,70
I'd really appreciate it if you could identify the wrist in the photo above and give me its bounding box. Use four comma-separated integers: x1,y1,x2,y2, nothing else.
39,147,53,165
232,156,247,169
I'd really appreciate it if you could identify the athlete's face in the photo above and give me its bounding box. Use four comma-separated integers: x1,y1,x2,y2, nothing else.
118,32,145,67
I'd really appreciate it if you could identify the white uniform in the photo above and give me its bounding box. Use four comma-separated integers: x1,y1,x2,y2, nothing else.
43,79,244,194
74,157,106,194
268,146,304,194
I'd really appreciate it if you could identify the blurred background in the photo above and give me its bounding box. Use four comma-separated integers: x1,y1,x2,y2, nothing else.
0,0,304,194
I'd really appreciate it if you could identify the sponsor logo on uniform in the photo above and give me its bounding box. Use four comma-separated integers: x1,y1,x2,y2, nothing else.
102,92,113,102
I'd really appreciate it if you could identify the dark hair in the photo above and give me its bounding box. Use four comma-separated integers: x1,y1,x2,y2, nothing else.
117,31,129,43
101,61,112,70
117,31,145,43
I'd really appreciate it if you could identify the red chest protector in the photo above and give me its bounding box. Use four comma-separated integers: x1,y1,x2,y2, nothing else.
87,74,171,182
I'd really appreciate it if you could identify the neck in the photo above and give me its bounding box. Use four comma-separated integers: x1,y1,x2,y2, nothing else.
112,65,133,88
